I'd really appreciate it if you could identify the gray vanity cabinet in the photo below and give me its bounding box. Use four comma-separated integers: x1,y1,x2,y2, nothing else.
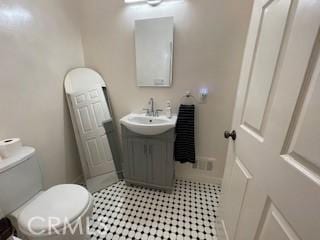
121,126,175,192
126,137,148,183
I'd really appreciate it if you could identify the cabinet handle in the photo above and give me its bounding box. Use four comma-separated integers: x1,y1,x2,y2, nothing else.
149,145,152,157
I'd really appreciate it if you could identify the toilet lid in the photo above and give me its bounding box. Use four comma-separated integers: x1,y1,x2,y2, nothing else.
18,184,90,234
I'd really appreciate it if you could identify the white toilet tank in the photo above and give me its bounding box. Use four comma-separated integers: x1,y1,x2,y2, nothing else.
0,147,42,218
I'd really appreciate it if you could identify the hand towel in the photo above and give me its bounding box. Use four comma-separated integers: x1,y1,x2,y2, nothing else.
174,104,196,163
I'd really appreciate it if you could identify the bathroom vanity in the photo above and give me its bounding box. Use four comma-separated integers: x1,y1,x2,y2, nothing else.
120,113,177,192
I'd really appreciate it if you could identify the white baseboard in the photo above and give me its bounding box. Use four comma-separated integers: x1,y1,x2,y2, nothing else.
175,161,222,185
176,174,222,185
221,219,229,240
196,156,217,162
86,172,119,193
71,174,84,184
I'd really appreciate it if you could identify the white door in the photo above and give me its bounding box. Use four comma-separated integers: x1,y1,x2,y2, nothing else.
70,86,116,177
221,0,320,240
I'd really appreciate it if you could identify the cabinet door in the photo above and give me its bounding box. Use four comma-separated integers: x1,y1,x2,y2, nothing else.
148,139,173,187
125,138,148,182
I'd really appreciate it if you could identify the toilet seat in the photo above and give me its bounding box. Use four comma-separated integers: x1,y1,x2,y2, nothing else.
18,184,91,235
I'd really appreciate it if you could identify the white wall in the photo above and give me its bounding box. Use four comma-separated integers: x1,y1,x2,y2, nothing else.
0,0,84,188
0,0,253,187
79,0,253,180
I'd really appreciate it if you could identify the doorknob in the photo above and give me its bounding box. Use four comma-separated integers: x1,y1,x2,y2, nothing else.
224,130,237,140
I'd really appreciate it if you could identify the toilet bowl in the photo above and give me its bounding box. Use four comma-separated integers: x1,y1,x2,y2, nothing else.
0,146,94,240
11,185,93,240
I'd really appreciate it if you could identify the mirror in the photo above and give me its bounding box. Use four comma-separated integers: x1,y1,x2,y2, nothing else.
135,17,174,87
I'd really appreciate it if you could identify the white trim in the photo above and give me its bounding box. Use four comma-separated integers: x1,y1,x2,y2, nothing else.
176,174,222,185
175,158,221,185
196,156,217,162
86,172,119,193
71,174,84,185
221,219,230,240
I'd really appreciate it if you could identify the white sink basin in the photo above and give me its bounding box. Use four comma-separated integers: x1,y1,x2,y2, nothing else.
120,113,177,135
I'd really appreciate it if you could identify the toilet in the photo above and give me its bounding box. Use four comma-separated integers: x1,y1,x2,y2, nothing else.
0,146,93,240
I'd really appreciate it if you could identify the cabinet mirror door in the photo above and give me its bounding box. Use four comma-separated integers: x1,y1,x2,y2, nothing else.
135,17,174,87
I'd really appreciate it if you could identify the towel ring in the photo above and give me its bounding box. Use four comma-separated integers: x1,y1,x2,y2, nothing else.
180,91,199,104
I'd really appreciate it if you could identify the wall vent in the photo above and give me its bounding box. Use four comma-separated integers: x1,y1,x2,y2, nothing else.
192,157,215,171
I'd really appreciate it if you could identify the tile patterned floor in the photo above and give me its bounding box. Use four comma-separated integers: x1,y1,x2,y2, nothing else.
89,179,221,240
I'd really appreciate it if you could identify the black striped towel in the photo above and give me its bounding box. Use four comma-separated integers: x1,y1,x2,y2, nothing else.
174,104,196,163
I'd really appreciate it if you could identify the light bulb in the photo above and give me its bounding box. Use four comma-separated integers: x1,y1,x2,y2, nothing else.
147,0,163,6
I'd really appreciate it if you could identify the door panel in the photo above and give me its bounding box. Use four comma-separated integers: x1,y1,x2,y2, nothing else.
282,46,320,173
221,0,320,240
224,159,252,240
70,86,115,177
148,139,165,185
256,201,300,240
78,105,93,132
242,0,292,137
148,139,175,187
86,137,101,166
126,138,148,182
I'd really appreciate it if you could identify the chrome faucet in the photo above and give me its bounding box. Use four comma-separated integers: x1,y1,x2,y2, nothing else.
143,97,162,117
149,97,155,116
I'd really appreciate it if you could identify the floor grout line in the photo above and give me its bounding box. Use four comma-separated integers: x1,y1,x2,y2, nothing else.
89,179,221,240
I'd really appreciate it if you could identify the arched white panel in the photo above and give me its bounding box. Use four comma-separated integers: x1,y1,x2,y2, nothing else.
65,68,118,193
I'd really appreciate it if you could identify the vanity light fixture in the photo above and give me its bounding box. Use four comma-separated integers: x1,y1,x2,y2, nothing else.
124,0,163,6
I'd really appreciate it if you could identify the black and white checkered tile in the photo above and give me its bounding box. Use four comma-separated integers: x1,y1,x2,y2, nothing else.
89,179,221,240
